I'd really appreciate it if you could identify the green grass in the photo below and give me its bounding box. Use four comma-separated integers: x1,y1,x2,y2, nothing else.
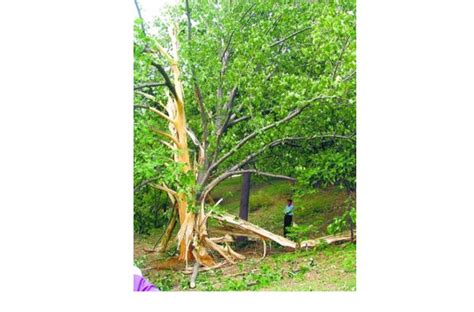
141,243,356,291
134,178,356,291
210,177,348,237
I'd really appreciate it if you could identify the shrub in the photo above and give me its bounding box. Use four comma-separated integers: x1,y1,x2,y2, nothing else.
327,207,356,235
286,224,315,243
327,197,356,235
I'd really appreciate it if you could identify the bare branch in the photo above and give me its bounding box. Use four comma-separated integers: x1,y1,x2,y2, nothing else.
209,102,308,173
265,13,282,35
134,92,167,110
133,0,146,34
159,139,176,150
342,70,356,82
202,95,337,184
227,134,355,172
218,86,239,135
149,183,178,198
240,3,257,22
194,85,208,146
151,61,179,100
220,30,236,63
215,4,256,127
216,2,254,103
302,95,337,103
134,177,159,193
149,106,175,124
135,90,157,102
228,115,251,128
134,104,175,124
200,169,295,202
134,82,166,90
270,26,312,48
150,127,179,146
186,126,204,155
332,36,351,80
218,2,255,75
184,0,193,42
210,86,239,172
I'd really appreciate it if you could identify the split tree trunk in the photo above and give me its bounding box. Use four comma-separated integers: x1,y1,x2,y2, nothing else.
146,24,297,269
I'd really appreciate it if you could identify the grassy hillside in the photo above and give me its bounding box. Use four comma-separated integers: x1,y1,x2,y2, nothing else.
134,177,356,291
210,177,350,237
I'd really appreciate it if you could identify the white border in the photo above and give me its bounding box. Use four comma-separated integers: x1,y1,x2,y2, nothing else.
1,0,474,311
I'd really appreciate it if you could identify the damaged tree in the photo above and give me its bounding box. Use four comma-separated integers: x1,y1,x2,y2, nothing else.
137,23,300,267
133,0,356,275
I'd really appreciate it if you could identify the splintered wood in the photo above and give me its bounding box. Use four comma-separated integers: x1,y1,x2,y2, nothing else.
209,213,355,252
209,212,297,249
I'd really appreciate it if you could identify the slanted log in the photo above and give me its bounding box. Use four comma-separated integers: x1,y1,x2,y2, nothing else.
211,213,297,249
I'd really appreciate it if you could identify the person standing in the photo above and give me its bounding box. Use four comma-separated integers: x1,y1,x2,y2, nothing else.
283,199,294,237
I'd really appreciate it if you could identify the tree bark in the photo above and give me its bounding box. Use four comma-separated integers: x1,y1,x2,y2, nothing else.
236,171,251,246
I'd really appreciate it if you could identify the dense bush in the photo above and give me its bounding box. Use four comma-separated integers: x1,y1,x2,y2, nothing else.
327,197,356,235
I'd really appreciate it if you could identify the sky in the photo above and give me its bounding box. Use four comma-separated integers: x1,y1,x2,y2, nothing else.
135,0,178,23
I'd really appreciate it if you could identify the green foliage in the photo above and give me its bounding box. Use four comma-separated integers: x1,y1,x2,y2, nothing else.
327,197,356,235
140,244,355,291
316,239,330,252
342,255,356,273
220,263,283,290
288,264,311,281
133,254,148,270
223,278,248,291
150,272,175,291
133,107,171,234
297,147,356,190
247,263,283,288
134,0,356,213
286,224,315,243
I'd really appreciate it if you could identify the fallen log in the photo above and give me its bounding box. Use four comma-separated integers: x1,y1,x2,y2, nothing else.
300,232,356,248
210,212,297,250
